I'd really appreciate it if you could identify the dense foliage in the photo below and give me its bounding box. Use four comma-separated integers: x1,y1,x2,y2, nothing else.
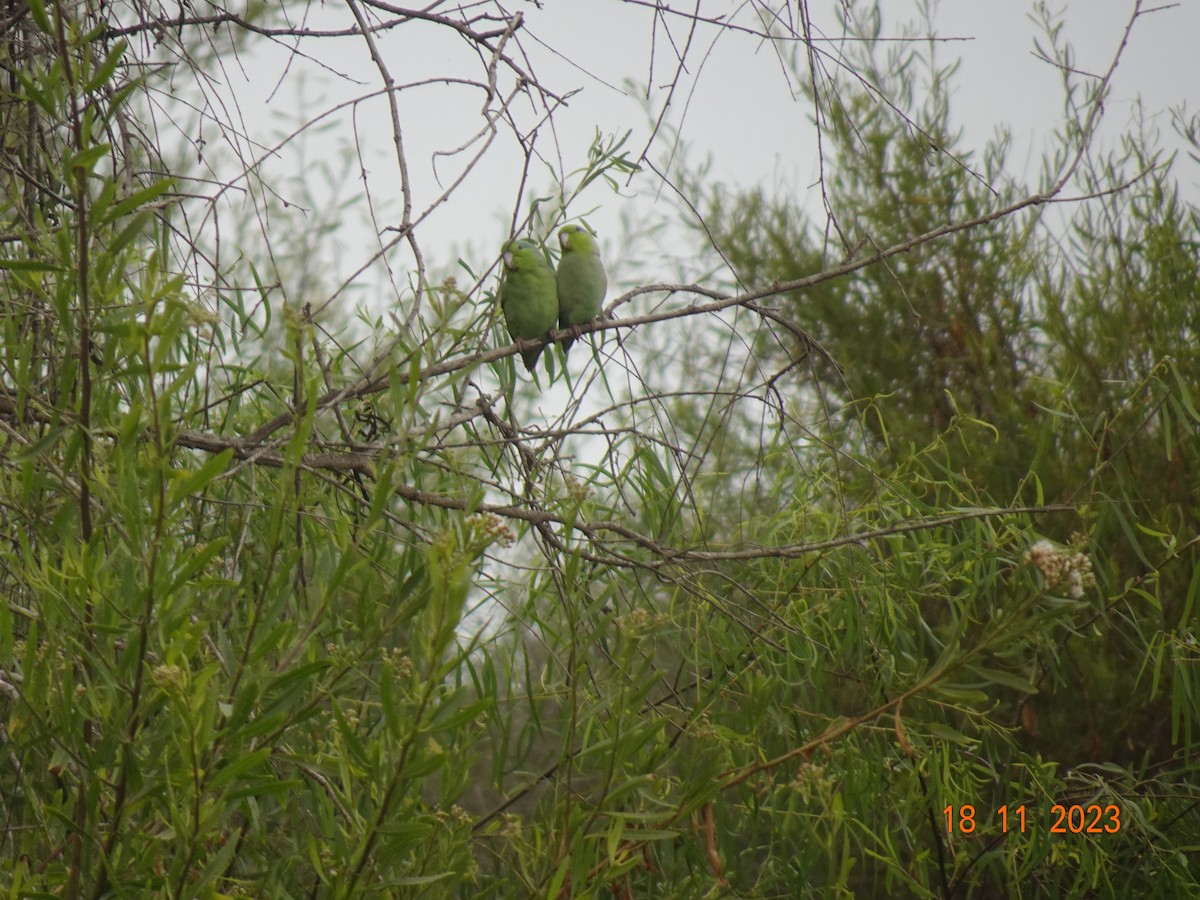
0,1,1197,897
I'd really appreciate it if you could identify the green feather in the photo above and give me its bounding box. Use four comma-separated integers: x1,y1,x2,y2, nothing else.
499,239,559,373
555,225,607,355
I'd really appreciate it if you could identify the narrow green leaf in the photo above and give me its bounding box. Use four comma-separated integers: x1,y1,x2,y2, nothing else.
167,538,229,596
85,40,127,94
208,746,272,789
100,177,175,224
0,259,65,273
967,665,1038,694
66,143,112,174
26,0,52,33
106,210,153,259
166,449,233,510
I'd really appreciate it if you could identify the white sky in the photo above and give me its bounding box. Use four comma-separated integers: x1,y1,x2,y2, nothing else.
171,0,1199,316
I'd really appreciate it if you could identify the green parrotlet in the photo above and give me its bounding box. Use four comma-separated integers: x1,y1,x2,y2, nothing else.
555,224,607,355
499,238,558,373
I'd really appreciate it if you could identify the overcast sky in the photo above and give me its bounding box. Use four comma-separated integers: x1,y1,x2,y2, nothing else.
176,0,1199,313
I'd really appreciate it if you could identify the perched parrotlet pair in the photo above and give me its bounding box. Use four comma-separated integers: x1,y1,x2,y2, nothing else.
498,225,607,372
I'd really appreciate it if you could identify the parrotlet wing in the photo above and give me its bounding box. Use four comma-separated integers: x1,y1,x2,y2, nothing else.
555,225,607,355
499,239,559,372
